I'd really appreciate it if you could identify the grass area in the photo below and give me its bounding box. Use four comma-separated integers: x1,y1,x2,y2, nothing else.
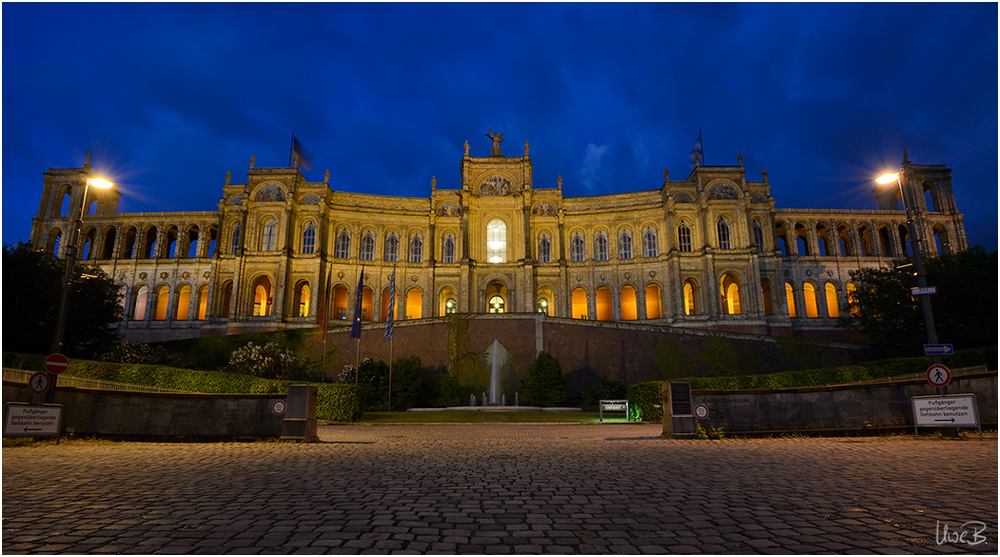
349,411,636,424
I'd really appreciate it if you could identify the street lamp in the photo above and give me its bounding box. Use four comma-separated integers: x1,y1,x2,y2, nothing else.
46,176,114,402
876,161,944,393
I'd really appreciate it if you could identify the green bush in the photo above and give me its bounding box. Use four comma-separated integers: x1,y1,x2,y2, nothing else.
2,352,361,421
521,352,567,407
627,382,663,422
226,341,306,381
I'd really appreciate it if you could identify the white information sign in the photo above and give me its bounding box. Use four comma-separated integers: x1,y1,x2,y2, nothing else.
4,404,63,437
911,394,980,434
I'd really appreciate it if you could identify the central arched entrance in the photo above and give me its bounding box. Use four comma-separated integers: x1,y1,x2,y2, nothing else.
486,280,507,313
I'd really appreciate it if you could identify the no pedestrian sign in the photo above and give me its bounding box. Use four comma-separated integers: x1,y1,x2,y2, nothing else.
926,364,951,388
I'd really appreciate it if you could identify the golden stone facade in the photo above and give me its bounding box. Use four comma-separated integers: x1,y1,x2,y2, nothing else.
30,137,968,342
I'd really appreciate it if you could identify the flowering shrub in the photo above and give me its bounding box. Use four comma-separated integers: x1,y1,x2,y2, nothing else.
101,340,191,368
227,341,305,380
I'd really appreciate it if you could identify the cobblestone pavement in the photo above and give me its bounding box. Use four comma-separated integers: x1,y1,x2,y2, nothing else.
3,424,997,554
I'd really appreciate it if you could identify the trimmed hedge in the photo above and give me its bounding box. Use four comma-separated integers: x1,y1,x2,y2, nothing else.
626,346,996,421
2,352,362,422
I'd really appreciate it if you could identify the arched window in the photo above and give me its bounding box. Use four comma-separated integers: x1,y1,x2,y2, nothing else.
859,226,873,256
617,228,633,259
486,219,506,263
594,230,609,261
803,283,819,318
58,189,71,216
102,227,117,260
796,236,809,256
406,288,423,319
296,281,311,317
571,287,588,319
334,285,349,320
595,286,613,321
261,218,277,251
878,226,894,257
360,230,375,261
678,222,692,253
196,285,209,320
165,227,179,259
185,226,199,259
301,221,316,254
537,233,551,263
717,218,731,249
230,223,241,255
442,234,456,263
408,233,423,263
384,232,399,262
785,282,796,317
144,227,158,259
252,276,272,316
620,285,637,320
175,284,191,320
122,227,137,259
334,229,351,259
437,288,456,316
153,285,170,321
570,232,585,262
825,283,839,318
488,295,505,313
132,285,149,320
683,280,697,315
753,220,764,252
642,226,658,258
720,273,741,315
645,283,662,319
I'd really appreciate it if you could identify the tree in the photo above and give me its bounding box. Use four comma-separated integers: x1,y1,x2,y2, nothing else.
389,355,429,411
520,352,567,407
841,246,998,355
3,243,121,358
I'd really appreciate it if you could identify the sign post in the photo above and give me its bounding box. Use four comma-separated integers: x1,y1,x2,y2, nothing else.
599,399,629,423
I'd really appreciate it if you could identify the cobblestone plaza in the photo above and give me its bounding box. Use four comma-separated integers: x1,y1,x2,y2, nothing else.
3,424,996,554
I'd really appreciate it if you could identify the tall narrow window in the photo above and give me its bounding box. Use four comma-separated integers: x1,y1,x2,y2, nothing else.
785,282,797,317
594,231,609,261
408,233,423,263
570,232,585,262
753,220,764,252
717,218,731,249
683,280,697,315
335,229,351,259
261,218,277,251
678,222,692,253
384,232,399,262
301,221,316,254
360,230,375,261
230,223,241,255
642,226,658,258
618,228,633,259
442,234,456,263
538,233,551,263
486,219,506,263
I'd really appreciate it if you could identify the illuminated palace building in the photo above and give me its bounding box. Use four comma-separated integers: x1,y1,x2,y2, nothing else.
30,137,967,342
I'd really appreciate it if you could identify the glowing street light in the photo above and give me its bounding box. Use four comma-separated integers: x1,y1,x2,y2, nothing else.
876,158,944,392
47,175,115,402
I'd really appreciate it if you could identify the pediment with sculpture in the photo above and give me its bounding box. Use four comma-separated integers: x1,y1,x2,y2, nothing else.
478,175,513,196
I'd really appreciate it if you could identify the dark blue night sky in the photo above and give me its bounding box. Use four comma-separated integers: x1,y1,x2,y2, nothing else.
3,3,997,249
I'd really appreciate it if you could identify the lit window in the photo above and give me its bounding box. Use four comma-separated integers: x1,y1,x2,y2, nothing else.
537,297,549,315
618,228,633,260
678,222,692,253
445,297,457,314
488,295,505,313
261,218,277,251
302,221,316,254
486,219,506,263
594,231,609,261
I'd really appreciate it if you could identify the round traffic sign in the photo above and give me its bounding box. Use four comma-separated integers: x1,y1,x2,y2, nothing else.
44,353,69,375
694,404,709,419
271,400,287,415
28,372,51,395
926,364,951,388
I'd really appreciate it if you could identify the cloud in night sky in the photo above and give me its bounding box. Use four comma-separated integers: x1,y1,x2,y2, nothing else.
2,3,997,249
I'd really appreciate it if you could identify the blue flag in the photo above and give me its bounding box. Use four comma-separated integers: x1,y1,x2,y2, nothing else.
349,266,364,339
384,265,396,341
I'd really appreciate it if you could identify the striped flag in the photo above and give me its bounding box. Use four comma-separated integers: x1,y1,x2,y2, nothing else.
384,265,396,341
349,266,364,339
290,133,313,171
689,129,705,167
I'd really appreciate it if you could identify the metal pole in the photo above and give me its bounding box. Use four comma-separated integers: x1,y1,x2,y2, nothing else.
46,181,91,403
387,340,393,412
897,166,944,395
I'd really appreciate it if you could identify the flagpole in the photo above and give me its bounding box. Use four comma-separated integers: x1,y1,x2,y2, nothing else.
387,340,393,412
289,132,295,167
355,339,360,385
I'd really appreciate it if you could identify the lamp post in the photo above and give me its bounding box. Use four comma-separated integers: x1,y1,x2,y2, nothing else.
46,176,114,403
876,161,945,394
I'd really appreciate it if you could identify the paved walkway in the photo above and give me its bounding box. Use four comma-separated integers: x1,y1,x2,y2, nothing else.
3,424,997,554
